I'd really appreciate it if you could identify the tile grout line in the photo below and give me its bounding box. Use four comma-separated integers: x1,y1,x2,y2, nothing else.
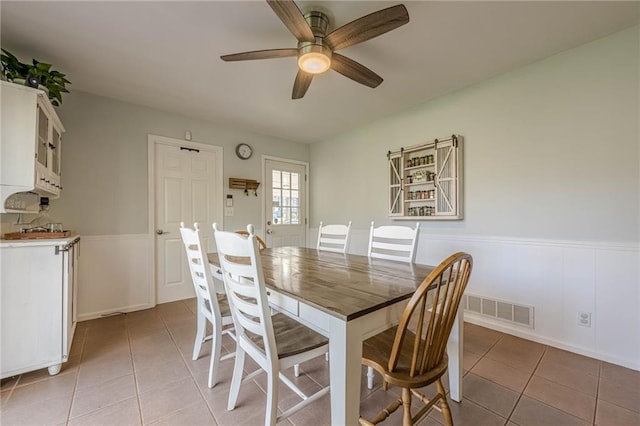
592,360,602,425
160,300,222,425
503,343,547,424
65,324,89,425
124,313,147,426
2,373,19,407
66,320,147,424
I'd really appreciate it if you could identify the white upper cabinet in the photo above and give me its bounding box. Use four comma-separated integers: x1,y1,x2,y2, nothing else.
388,135,464,220
1,81,65,212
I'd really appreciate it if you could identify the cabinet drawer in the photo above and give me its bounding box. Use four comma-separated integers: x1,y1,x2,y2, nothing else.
267,289,298,316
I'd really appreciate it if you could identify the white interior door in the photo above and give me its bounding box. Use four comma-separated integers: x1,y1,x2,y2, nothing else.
153,138,223,304
264,158,307,247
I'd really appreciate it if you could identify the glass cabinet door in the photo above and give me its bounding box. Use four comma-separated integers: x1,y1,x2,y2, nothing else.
51,127,60,176
37,107,48,168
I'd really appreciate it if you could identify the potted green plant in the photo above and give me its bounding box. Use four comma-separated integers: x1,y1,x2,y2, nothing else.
0,49,27,81
1,48,71,106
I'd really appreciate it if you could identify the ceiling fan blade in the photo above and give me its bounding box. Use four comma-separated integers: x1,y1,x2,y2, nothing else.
292,70,313,99
331,53,383,88
325,4,409,51
266,0,315,43
221,48,298,61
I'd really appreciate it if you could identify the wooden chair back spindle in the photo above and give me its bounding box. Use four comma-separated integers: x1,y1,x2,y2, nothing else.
388,252,472,378
360,252,473,426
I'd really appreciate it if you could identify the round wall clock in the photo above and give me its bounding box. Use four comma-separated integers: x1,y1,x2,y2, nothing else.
235,143,253,160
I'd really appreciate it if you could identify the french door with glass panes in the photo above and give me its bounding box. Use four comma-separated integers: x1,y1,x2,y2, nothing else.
264,158,307,247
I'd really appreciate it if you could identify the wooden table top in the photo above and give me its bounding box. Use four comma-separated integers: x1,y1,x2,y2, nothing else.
208,246,434,321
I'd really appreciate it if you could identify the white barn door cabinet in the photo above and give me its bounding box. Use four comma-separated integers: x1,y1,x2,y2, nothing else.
388,135,463,220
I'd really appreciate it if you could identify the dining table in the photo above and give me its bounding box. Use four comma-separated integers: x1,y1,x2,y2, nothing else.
208,246,463,425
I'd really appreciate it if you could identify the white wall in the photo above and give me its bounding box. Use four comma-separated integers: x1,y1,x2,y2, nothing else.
309,27,640,368
52,91,309,236
0,91,310,320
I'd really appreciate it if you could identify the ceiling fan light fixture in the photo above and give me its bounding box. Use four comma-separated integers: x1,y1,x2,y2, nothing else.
298,51,331,74
297,42,332,74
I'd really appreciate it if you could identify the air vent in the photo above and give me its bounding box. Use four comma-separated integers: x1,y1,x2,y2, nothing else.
464,294,534,328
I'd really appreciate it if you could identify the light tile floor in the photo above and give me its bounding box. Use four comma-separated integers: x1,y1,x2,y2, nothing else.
2,299,639,425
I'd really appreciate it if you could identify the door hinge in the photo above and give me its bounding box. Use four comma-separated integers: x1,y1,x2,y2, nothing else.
305,218,307,225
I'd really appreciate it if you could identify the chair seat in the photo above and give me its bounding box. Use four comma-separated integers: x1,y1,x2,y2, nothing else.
362,326,449,388
204,293,231,318
217,293,231,317
249,313,328,359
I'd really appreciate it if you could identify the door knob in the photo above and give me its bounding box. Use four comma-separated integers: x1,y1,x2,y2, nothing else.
266,229,273,234
156,229,169,235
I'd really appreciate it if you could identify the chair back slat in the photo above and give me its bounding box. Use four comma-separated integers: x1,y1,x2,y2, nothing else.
179,222,222,320
317,221,352,254
388,252,473,376
213,223,277,360
368,221,420,264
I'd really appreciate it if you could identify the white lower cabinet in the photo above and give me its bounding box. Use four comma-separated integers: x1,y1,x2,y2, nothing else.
0,236,79,378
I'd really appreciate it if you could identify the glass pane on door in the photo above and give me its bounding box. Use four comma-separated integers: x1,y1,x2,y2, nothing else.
51,128,60,175
271,170,300,225
37,108,48,167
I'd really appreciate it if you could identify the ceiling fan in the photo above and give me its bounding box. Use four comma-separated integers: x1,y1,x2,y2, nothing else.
221,0,410,99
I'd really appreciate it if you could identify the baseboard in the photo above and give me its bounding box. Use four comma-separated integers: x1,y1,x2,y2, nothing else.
464,313,640,371
78,302,156,322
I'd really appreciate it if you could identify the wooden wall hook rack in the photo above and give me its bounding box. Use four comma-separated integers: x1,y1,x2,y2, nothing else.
229,178,260,196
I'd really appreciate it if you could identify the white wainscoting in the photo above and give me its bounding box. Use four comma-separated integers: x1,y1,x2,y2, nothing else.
78,234,154,321
310,227,640,370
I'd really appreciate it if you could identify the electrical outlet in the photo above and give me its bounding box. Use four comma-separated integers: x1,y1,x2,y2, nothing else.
224,207,234,217
578,311,591,327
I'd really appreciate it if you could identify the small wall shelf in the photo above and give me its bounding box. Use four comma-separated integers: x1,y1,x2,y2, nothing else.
229,177,260,196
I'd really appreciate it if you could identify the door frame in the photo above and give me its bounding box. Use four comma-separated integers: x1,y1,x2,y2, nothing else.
261,155,310,247
147,134,224,305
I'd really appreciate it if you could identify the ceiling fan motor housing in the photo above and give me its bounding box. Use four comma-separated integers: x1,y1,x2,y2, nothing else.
304,11,329,37
297,11,332,73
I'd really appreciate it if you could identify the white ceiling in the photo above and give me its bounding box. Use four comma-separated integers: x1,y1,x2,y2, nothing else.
1,1,638,143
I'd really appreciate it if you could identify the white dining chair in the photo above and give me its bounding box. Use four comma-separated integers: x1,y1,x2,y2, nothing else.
368,221,420,263
179,222,235,388
366,221,420,389
316,221,352,254
213,223,330,426
312,220,352,370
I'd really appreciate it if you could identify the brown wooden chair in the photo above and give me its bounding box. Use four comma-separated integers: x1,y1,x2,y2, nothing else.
360,252,473,426
234,229,267,250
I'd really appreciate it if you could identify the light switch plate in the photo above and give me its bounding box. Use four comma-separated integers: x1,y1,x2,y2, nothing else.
224,207,234,217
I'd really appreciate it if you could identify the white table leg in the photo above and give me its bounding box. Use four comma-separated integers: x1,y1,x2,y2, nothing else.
329,316,363,425
447,308,464,402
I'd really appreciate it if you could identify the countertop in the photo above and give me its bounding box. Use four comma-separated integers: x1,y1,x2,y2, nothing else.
0,234,80,248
